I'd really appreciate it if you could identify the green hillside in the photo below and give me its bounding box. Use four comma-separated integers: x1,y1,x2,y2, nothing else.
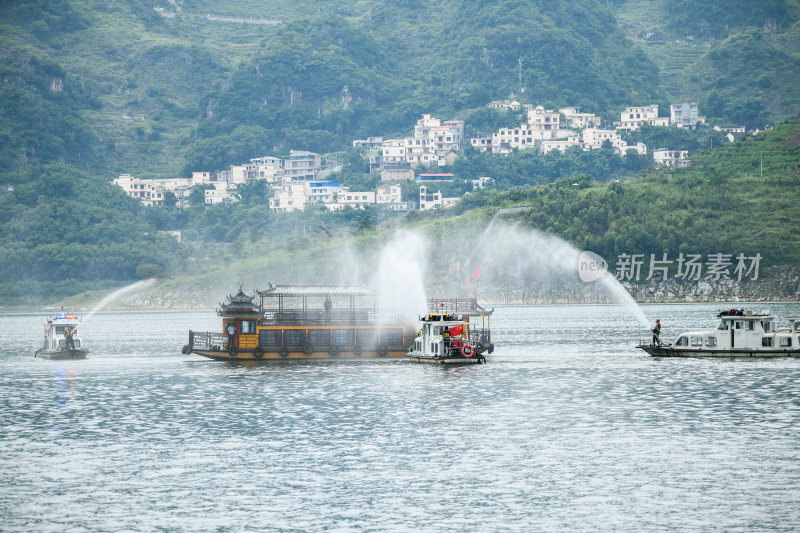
2,0,800,304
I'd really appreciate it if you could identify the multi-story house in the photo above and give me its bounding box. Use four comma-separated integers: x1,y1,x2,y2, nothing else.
380,162,414,182
653,149,689,167
283,150,322,181
337,190,375,210
306,180,341,205
376,184,402,205
204,181,238,205
419,186,459,210
581,128,630,155
352,137,384,150
540,133,582,154
488,100,521,111
559,107,603,130
527,105,561,139
381,138,408,164
616,105,669,132
113,174,169,207
670,103,704,129
269,181,307,212
245,156,284,182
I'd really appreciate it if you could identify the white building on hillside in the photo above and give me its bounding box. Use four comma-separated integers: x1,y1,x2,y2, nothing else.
616,105,669,131
246,156,284,182
337,190,375,210
269,182,307,212
541,133,582,154
284,150,323,181
559,107,603,130
376,184,402,205
205,181,238,205
527,105,561,139
653,148,689,167
670,103,704,129
113,174,170,207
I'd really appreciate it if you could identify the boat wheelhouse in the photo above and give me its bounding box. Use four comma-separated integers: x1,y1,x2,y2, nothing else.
638,309,800,358
35,312,88,360
406,297,494,364
184,284,417,361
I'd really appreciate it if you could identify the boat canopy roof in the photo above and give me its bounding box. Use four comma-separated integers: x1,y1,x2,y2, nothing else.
256,284,374,298
427,297,493,317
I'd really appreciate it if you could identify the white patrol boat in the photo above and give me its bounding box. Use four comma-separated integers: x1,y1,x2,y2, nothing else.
638,309,800,358
406,298,494,364
35,312,88,360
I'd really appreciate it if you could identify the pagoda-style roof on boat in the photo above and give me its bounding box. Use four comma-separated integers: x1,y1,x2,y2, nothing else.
217,287,262,317
256,283,375,298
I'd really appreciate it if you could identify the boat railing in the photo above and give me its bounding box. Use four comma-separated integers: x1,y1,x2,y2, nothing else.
189,330,226,349
260,308,403,325
428,297,492,316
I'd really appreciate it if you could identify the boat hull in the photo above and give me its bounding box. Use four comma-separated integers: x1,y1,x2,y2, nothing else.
638,344,800,358
35,348,88,360
406,353,486,364
189,347,410,361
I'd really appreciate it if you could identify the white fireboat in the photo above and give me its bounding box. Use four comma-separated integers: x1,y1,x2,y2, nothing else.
406,298,493,364
34,312,88,360
638,309,800,358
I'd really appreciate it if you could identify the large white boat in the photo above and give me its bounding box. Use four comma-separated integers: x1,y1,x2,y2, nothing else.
406,298,494,364
35,312,88,360
638,309,800,358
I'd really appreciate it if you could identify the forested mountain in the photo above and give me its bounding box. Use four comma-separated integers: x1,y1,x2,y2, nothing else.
1,0,799,303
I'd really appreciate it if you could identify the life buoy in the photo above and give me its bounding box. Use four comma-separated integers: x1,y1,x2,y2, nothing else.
461,344,474,357
254,347,264,358
303,343,313,355
279,347,289,358
329,345,339,357
377,345,389,357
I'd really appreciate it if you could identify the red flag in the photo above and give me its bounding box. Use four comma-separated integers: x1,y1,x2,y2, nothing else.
448,324,464,337
468,266,482,284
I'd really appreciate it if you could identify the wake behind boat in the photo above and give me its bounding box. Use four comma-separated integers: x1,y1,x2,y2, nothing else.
638,309,800,358
35,312,88,360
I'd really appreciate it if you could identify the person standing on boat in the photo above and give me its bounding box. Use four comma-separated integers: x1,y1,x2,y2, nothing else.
226,322,237,352
65,327,76,350
324,296,332,324
651,320,662,346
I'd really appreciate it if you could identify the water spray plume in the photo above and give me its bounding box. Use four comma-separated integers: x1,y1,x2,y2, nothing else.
370,231,428,321
467,221,651,328
81,279,156,325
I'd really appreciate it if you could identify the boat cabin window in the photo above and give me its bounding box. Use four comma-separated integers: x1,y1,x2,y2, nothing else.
705,336,717,347
778,336,793,347
747,321,755,331
762,337,773,347
308,329,331,346
259,330,281,347
691,336,703,347
284,329,306,346
55,326,67,335
357,329,378,346
433,326,441,336
381,329,403,347
763,321,772,333
240,320,256,334
675,336,688,347
718,321,728,331
735,321,743,330
333,329,354,346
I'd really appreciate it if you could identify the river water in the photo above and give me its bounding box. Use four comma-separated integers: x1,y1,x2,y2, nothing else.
2,303,799,531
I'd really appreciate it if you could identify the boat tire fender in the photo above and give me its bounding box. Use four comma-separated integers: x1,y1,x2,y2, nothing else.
303,343,313,355
461,344,474,357
353,345,362,356
279,347,289,358
377,345,389,357
329,345,339,357
254,347,264,358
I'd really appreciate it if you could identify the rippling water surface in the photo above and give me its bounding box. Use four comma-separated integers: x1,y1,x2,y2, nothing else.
2,304,800,531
